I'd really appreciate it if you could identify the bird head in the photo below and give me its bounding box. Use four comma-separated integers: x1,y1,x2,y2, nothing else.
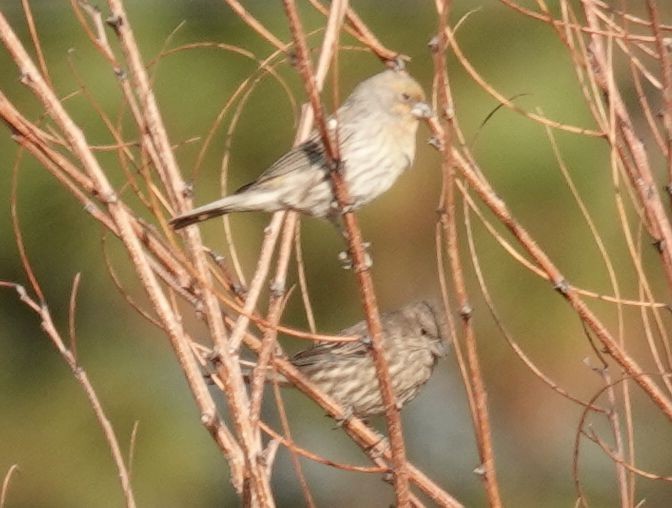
410,300,451,357
374,69,433,122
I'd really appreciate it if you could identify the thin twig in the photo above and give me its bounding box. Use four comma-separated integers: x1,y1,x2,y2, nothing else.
0,465,19,508
430,3,502,505
1,282,137,508
281,1,411,505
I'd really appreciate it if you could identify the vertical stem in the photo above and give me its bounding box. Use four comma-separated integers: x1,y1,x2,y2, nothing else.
281,1,410,505
431,3,502,506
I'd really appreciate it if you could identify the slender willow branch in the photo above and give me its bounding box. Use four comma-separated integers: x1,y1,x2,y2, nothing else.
281,0,411,506
431,2,503,507
0,9,250,498
103,0,275,503
0,282,137,508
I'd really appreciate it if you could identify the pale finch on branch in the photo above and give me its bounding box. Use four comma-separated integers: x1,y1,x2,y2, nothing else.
170,69,432,229
256,300,449,418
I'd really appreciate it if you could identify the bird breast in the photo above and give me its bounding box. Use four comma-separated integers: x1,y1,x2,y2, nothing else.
340,117,417,209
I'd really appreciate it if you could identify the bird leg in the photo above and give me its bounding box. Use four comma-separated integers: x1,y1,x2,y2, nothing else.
365,433,390,459
338,243,373,270
330,213,373,269
330,407,355,428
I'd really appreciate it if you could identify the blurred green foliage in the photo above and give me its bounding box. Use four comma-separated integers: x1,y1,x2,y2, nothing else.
2,1,672,507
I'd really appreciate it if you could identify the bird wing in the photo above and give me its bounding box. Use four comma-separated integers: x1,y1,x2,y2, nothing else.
290,335,370,367
234,123,359,195
235,136,327,193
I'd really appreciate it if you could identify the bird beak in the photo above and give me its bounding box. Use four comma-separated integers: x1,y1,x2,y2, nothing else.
411,101,433,119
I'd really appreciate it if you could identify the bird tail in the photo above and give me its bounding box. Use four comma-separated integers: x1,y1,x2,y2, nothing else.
169,191,277,230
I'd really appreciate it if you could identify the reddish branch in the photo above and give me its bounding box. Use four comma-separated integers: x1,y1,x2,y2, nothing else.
103,0,275,503
444,141,672,422
583,3,672,297
431,2,502,507
0,9,251,499
281,0,411,506
0,10,468,507
645,0,672,189
1,282,137,508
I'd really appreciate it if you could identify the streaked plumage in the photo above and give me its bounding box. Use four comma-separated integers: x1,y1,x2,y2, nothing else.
170,70,431,229
286,300,449,418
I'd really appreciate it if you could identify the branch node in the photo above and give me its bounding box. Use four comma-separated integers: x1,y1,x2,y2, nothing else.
100,190,118,204
269,279,285,297
582,356,607,374
287,47,299,68
232,282,247,299
200,410,217,428
15,284,27,299
19,70,32,85
459,304,472,319
207,347,222,365
553,278,569,295
353,263,371,274
105,14,123,32
427,35,440,53
177,181,192,199
473,464,486,476
652,238,665,253
207,249,225,265
428,135,445,151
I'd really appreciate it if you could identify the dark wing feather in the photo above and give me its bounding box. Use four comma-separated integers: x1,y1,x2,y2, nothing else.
235,137,327,194
290,335,370,367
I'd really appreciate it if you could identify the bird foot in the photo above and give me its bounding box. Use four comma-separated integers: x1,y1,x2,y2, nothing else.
331,407,355,428
365,434,389,459
338,250,353,270
338,243,372,270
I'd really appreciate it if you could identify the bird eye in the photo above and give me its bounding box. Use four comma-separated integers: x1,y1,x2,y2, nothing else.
420,327,428,336
401,92,411,101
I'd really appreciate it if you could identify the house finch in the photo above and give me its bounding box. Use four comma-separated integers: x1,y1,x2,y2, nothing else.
263,300,449,418
170,69,431,229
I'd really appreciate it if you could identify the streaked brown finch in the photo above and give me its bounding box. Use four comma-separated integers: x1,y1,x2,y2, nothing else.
170,69,431,229
274,300,449,418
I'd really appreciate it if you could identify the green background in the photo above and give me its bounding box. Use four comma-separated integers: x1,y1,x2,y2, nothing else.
1,1,671,507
